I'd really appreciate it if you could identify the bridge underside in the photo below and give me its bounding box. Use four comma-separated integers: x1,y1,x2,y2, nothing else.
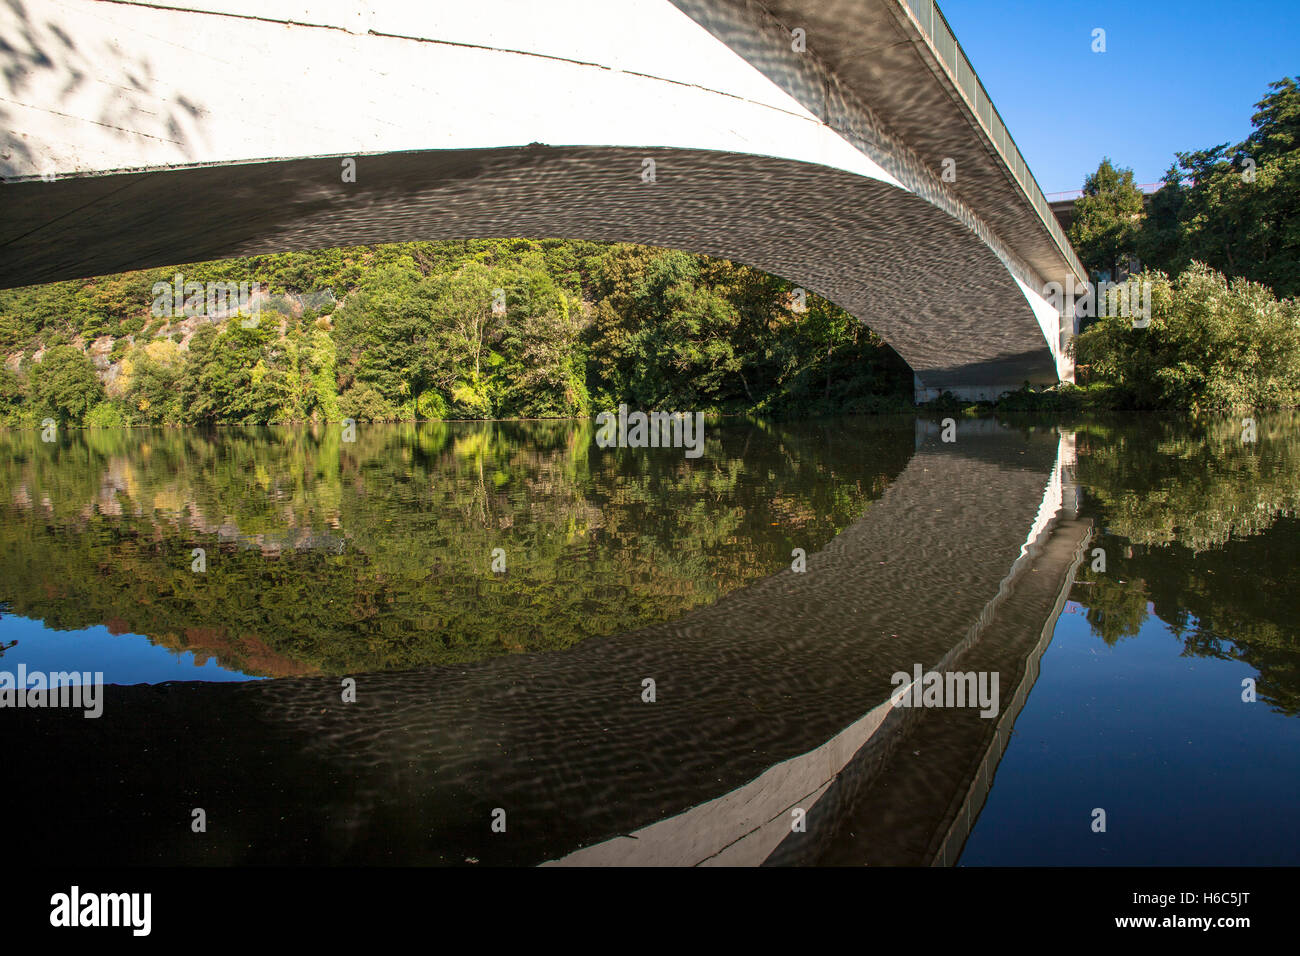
0,146,1061,397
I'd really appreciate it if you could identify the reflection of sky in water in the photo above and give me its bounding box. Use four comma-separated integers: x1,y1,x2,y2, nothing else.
0,613,261,684
961,601,1300,866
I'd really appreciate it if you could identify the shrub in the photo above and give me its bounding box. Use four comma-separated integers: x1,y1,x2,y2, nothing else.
338,383,399,422
1074,263,1300,409
84,401,126,429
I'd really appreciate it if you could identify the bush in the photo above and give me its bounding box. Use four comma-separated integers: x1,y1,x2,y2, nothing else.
415,390,447,420
449,383,492,419
1074,263,1300,409
84,401,126,429
338,383,398,422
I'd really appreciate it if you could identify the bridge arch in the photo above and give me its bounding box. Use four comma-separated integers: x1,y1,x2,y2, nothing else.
0,0,1078,399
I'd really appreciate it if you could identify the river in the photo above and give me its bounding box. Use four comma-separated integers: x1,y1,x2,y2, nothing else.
1,413,1297,864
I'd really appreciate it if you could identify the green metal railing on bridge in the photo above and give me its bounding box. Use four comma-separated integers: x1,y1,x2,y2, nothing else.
902,0,1087,282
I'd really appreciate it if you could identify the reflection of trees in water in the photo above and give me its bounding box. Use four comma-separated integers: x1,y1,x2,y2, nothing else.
1074,412,1300,551
1072,569,1152,645
1071,412,1300,715
0,418,908,676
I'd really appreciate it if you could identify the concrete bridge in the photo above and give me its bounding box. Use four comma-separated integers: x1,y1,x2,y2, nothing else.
0,0,1084,401
5,421,1090,865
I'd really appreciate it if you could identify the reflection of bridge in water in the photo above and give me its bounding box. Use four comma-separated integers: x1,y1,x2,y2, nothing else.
8,422,1089,865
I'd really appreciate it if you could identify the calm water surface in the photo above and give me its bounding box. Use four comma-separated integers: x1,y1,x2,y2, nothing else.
1,414,1296,864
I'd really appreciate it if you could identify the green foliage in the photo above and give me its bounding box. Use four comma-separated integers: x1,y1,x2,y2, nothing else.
0,237,915,426
84,401,126,429
1074,264,1300,409
339,383,399,422
308,329,341,422
587,246,909,415
588,248,738,407
1162,78,1300,297
0,366,27,425
1068,413,1300,714
495,265,588,418
415,389,447,420
1116,77,1300,298
0,419,900,675
180,324,276,424
29,345,104,422
121,339,185,425
1063,77,1300,408
1069,158,1145,277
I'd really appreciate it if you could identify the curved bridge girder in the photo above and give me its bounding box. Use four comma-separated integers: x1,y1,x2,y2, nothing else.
3,146,1055,391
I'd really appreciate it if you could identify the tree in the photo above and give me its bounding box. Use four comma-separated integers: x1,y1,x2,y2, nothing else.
29,345,104,423
2,238,921,423
1069,158,1145,278
587,247,743,409
332,259,443,410
1244,76,1300,164
121,339,186,425
179,323,287,424
1136,77,1300,297
429,261,500,415
0,366,25,424
1136,163,1187,274
495,260,588,418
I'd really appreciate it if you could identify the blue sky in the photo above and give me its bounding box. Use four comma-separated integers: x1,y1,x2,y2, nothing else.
0,613,260,684
939,0,1300,194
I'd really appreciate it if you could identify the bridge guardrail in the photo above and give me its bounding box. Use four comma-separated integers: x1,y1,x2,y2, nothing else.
902,0,1088,283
